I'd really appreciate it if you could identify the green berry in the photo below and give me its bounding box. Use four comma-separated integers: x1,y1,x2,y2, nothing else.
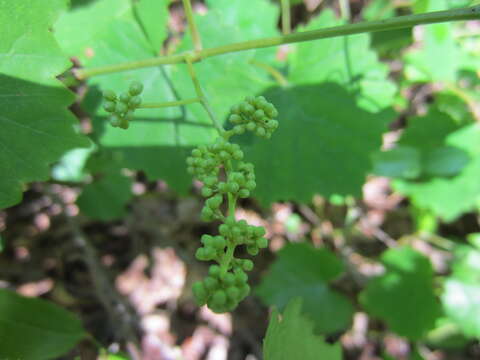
116,102,128,115
103,101,116,112
238,189,250,198
204,277,219,291
129,96,142,108
242,259,254,271
119,92,131,103
192,282,207,305
129,81,143,96
103,90,117,101
247,245,259,256
226,286,240,300
212,290,227,306
109,116,121,127
257,237,268,248
221,272,235,286
246,122,256,131
229,114,242,124
209,265,221,277
201,187,213,197
192,149,202,157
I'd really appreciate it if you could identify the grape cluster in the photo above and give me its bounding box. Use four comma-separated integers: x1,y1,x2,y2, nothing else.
102,81,144,129
188,96,279,313
228,96,279,138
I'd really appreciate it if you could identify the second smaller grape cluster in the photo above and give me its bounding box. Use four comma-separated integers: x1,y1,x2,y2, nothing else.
102,81,144,129
228,96,279,138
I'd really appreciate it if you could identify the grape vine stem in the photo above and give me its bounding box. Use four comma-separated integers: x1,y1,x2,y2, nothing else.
75,6,480,79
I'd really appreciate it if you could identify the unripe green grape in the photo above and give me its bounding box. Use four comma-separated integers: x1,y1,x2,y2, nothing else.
254,226,266,237
219,224,229,237
103,90,117,101
186,157,195,166
229,114,242,124
256,127,266,137
192,149,202,157
124,110,134,121
245,96,255,104
119,92,131,103
208,195,223,209
218,182,228,193
192,282,207,305
238,189,250,198
246,122,256,131
201,207,214,221
238,220,248,229
129,96,142,108
234,269,248,284
234,125,245,134
225,217,236,226
209,265,221,277
231,104,241,114
221,272,235,286
213,236,226,249
257,237,268,248
253,109,265,121
233,150,243,160
201,234,213,245
204,276,219,291
129,81,143,96
226,286,240,300
103,101,116,112
116,102,128,115
201,187,213,197
195,248,207,260
238,284,251,299
110,116,121,127
242,259,254,271
227,182,239,193
231,226,242,238
247,245,259,256
219,151,230,161
203,176,217,187
212,290,227,306
187,166,195,174
245,180,256,191
119,118,129,129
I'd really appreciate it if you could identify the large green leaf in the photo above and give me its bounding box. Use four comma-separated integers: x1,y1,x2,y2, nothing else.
77,172,133,220
360,246,442,340
442,244,480,338
263,298,342,360
57,0,279,194
0,0,89,209
288,9,396,112
0,289,85,359
256,242,354,334
394,124,480,221
241,83,393,204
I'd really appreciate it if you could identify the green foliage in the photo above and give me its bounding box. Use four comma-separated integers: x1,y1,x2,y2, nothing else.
0,0,89,209
442,242,480,337
244,84,393,204
256,243,354,333
360,246,442,340
394,124,480,221
0,289,85,359
263,297,342,360
77,172,133,221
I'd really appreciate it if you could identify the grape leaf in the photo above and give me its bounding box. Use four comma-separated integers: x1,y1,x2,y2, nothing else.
394,124,480,221
360,246,442,340
77,172,133,220
134,0,170,52
372,146,421,179
0,289,85,359
256,242,354,334
288,9,396,112
404,0,476,82
57,0,279,194
241,83,393,204
442,245,480,338
0,0,89,209
263,298,342,360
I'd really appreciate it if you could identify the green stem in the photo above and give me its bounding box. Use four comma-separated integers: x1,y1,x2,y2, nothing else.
138,97,200,108
339,0,351,21
182,0,203,51
281,0,291,35
76,6,480,79
185,55,225,135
